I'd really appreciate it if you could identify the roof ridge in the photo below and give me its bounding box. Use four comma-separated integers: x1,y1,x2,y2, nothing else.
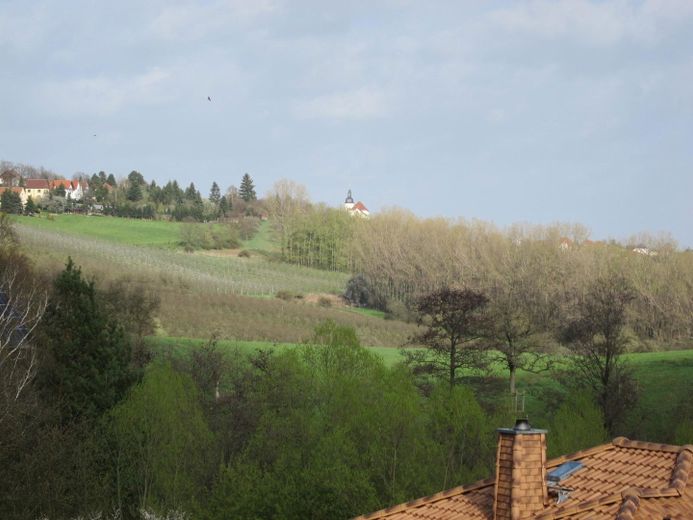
352,478,495,519
612,436,683,453
615,489,640,520
537,478,690,520
670,444,693,491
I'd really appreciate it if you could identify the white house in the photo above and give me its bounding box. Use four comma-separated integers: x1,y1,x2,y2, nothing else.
50,179,83,200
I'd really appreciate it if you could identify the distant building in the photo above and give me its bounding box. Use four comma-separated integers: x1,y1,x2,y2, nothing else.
344,189,355,211
632,244,658,257
50,179,83,200
559,237,573,251
0,170,20,187
25,179,50,201
344,189,370,218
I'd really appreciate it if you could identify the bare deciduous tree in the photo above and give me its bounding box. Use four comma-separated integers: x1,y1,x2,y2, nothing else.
0,250,47,424
265,179,309,255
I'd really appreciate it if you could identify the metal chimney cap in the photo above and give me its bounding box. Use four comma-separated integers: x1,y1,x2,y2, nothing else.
514,418,532,431
496,418,548,435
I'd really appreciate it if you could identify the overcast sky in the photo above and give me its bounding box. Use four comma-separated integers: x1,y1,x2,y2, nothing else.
2,0,692,246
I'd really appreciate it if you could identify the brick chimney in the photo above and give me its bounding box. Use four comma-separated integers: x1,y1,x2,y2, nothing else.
493,419,548,520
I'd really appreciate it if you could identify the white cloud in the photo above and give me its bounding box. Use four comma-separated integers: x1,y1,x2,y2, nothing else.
151,0,279,41
38,67,172,117
0,3,51,52
488,0,693,46
293,87,390,120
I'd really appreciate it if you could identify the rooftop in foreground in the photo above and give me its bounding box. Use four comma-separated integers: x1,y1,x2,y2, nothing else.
354,420,693,520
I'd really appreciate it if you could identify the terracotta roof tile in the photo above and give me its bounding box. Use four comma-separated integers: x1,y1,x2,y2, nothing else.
354,440,693,520
25,179,50,189
50,179,74,190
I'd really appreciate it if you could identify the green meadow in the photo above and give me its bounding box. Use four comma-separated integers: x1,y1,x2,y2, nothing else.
16,214,185,247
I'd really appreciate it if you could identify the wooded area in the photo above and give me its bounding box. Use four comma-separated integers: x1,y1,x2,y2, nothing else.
1,212,692,519
349,210,693,347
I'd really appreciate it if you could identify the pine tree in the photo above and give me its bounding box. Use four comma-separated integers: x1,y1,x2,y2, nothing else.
239,173,257,202
127,181,143,202
185,182,201,202
0,190,23,214
127,170,145,187
37,258,133,422
209,181,221,205
219,195,229,217
24,196,37,215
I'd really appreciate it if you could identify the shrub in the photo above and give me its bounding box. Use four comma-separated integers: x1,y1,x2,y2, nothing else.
180,223,240,251
384,299,416,322
235,217,260,241
344,274,370,307
276,290,303,301
238,250,251,258
318,296,332,308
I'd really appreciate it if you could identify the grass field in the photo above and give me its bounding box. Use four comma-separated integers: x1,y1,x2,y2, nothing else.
16,214,185,247
16,214,276,251
242,220,278,252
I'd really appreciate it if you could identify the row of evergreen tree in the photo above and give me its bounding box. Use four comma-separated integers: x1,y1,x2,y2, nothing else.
1,165,260,222
89,171,258,222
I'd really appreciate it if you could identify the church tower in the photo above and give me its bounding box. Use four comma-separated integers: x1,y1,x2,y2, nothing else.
344,189,355,210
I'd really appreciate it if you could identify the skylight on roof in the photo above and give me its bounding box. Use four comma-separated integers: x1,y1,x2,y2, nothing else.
547,461,583,482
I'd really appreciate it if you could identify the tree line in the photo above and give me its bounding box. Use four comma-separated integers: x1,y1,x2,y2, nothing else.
0,157,262,224
347,209,693,348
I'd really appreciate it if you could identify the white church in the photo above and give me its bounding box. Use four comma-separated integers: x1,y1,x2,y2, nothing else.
343,190,370,218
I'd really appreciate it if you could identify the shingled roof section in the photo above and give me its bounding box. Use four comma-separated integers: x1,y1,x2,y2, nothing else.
353,438,693,520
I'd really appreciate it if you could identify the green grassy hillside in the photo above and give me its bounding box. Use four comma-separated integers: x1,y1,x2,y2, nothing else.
243,219,279,252
17,214,185,247
16,216,416,347
17,222,347,296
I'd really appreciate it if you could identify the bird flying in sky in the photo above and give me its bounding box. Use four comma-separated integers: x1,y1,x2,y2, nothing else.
207,96,211,101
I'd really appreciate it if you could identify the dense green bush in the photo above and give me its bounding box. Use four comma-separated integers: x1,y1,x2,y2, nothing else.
180,222,240,251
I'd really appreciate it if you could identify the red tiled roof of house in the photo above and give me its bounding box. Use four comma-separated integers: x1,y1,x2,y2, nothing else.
352,201,369,212
354,438,693,520
50,179,73,190
0,187,24,194
25,179,50,189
